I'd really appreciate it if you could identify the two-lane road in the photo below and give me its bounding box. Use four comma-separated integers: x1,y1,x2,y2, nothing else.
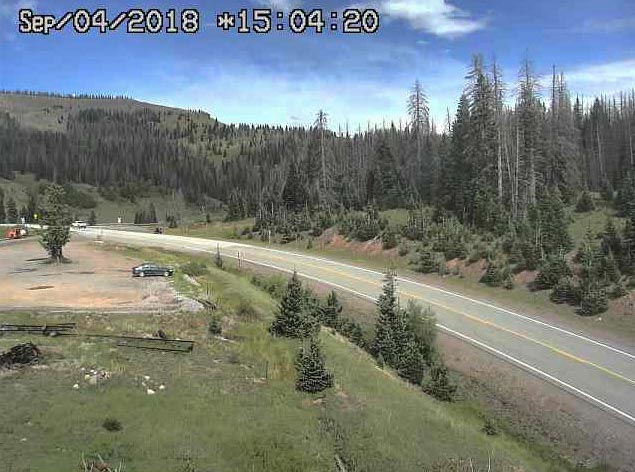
76,227,635,426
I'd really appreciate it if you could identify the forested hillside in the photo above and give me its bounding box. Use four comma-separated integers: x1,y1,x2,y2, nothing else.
1,56,634,218
1,55,635,318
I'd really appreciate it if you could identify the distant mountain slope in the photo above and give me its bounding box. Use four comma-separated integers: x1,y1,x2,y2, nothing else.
0,92,186,132
0,92,261,204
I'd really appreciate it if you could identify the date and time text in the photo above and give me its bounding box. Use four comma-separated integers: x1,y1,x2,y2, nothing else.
18,8,380,35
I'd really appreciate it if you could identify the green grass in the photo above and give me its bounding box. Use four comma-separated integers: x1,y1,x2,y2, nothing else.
568,205,624,246
381,208,411,226
0,247,573,471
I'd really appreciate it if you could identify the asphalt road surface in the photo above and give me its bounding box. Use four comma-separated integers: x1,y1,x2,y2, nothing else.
75,227,635,427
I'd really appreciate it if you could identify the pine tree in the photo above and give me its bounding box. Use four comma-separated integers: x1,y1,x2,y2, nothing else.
372,271,400,366
0,188,4,223
371,272,424,384
465,54,498,227
480,259,511,287
538,190,573,255
282,160,306,211
415,247,438,274
269,271,317,338
148,203,158,223
575,191,595,212
517,58,542,212
535,255,572,290
6,196,17,223
18,205,28,222
601,219,622,260
579,283,609,316
319,291,342,328
441,94,471,221
26,192,38,223
405,301,438,366
295,337,334,393
408,79,430,178
550,276,580,305
422,362,456,402
39,185,72,261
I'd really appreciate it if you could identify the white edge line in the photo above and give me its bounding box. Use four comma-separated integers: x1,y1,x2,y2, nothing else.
81,229,635,360
180,243,635,425
236,243,635,361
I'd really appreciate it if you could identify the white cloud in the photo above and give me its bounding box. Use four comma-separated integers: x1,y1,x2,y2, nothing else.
255,0,301,10
139,56,466,131
355,0,486,38
0,0,37,42
0,0,37,18
564,59,635,96
578,17,635,33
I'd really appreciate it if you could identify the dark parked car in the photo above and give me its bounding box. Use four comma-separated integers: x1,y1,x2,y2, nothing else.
132,262,174,277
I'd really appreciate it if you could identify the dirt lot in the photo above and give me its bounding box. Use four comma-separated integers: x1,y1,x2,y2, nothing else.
0,239,193,312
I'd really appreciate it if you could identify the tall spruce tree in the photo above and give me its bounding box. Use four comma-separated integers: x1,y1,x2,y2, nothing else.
465,55,498,227
269,271,317,338
372,271,400,365
372,271,424,383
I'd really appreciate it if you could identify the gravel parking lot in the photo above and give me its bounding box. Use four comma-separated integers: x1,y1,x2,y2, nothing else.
0,239,186,312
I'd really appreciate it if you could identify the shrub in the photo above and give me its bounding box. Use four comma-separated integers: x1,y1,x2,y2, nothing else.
609,282,627,299
550,277,580,305
482,418,499,436
422,363,456,402
208,315,222,336
415,248,440,274
182,261,207,277
575,191,595,213
534,256,572,290
519,240,541,271
102,418,122,432
166,215,178,228
397,243,409,257
381,227,399,250
295,338,334,393
236,299,258,319
579,285,609,316
480,260,511,288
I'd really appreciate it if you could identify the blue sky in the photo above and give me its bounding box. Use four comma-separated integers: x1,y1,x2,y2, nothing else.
1,0,634,129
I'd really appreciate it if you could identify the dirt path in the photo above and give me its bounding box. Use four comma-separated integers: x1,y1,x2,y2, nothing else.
0,239,186,312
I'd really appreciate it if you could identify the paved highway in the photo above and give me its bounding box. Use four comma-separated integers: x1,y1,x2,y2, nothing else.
76,227,635,426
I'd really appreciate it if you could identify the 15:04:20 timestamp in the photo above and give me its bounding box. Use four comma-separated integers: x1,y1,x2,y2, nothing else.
216,8,380,34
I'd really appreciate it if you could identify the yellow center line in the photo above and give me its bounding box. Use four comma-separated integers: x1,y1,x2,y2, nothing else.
252,250,635,388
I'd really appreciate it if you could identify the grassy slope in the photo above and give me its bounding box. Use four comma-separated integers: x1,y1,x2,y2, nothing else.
0,92,249,165
0,246,569,471
0,93,184,133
